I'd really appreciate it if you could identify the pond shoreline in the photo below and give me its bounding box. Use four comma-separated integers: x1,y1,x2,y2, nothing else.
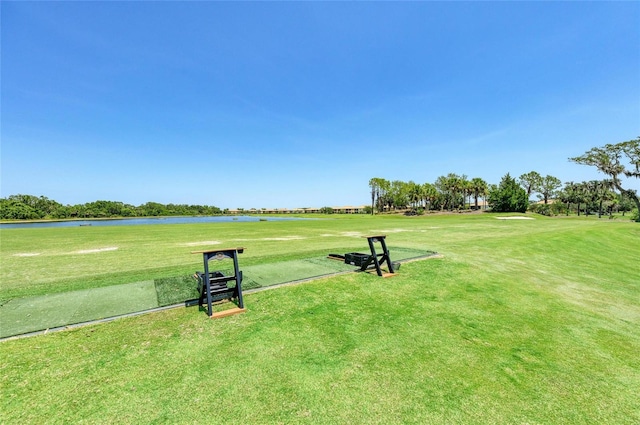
0,215,314,229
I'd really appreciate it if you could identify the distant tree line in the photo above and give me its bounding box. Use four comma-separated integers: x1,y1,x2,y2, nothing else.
368,171,636,218
368,173,531,214
368,174,491,214
546,180,636,218
0,195,222,221
367,136,640,221
369,137,640,221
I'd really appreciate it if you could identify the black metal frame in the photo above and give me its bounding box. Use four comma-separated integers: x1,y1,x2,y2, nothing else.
362,235,395,276
193,247,245,317
342,235,395,276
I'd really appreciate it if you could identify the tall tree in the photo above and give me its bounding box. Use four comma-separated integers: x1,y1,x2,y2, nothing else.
574,182,590,216
570,137,640,221
422,183,437,211
558,182,573,216
450,174,464,210
582,181,598,216
538,175,562,204
368,178,381,215
488,173,529,213
406,181,422,210
434,175,450,211
379,179,391,212
560,181,585,216
368,178,389,214
593,180,615,218
435,173,464,211
390,180,409,210
459,175,470,210
518,171,542,199
470,177,488,210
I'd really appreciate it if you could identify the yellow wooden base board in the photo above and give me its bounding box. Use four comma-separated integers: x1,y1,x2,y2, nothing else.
364,270,397,278
210,307,246,319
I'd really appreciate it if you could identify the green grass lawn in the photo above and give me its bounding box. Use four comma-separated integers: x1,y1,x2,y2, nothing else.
1,213,639,423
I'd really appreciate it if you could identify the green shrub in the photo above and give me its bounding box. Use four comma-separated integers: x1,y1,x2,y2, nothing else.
529,203,567,216
488,173,528,213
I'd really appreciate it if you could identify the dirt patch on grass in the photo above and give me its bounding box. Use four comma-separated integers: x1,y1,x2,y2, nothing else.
181,241,222,247
370,228,411,233
320,232,363,237
230,236,306,242
76,247,119,254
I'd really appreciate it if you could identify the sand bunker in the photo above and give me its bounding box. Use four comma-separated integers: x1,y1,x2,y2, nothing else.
76,247,119,254
496,216,534,220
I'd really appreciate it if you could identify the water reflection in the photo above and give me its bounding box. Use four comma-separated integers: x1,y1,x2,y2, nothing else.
0,215,310,229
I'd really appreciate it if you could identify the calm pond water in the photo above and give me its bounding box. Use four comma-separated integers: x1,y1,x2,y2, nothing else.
0,216,310,229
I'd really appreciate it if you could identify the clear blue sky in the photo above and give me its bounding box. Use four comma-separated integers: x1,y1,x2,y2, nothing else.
2,2,639,209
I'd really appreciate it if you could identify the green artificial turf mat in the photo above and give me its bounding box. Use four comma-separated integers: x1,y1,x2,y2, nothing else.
154,275,200,307
0,280,158,338
242,247,435,289
242,257,355,289
385,246,437,261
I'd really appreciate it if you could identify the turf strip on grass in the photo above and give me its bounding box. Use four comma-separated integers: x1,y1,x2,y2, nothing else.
1,246,435,338
0,281,158,338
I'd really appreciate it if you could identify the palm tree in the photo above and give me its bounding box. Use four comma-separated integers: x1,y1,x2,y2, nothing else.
435,173,463,211
575,182,588,216
378,178,391,212
406,181,422,210
470,177,488,210
422,183,437,211
369,178,381,215
434,175,449,211
368,178,389,215
560,182,575,216
594,179,615,218
448,174,465,211
459,175,470,210
448,175,459,211
583,181,602,216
